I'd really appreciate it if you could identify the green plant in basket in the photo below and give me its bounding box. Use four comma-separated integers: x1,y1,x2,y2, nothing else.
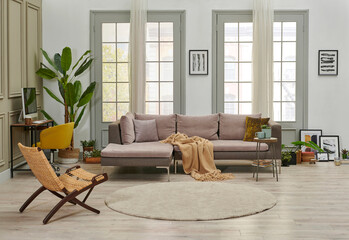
36,47,96,148
80,140,96,148
261,124,271,129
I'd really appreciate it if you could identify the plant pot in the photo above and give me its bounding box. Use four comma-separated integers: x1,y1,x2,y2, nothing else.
83,146,94,160
296,150,302,164
85,157,101,164
290,152,297,165
262,128,271,139
342,154,347,159
57,148,80,164
282,161,290,167
301,152,315,162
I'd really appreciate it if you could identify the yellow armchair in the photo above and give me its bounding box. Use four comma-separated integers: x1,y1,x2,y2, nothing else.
37,122,74,150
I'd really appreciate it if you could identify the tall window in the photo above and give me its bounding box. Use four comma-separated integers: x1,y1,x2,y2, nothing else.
273,22,296,122
214,12,307,144
145,22,174,114
92,12,184,148
223,22,253,114
102,23,130,122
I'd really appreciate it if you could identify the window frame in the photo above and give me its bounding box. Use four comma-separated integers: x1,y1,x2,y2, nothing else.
212,10,309,144
90,11,186,149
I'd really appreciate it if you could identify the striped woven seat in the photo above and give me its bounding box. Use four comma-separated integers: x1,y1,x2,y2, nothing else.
18,143,108,224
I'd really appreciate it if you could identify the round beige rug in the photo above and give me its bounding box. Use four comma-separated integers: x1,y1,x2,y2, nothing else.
105,182,277,221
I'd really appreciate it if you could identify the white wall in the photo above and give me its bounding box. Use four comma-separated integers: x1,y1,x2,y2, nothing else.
42,0,349,148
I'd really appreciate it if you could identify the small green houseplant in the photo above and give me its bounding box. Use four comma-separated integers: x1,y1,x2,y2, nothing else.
261,124,271,139
81,140,96,160
281,144,292,166
84,149,101,163
341,149,348,159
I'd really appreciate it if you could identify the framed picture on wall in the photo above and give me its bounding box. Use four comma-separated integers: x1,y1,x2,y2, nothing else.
319,135,340,160
299,129,322,152
318,50,338,76
316,152,329,162
189,50,208,75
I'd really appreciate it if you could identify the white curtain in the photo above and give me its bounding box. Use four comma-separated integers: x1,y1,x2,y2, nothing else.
130,0,147,113
252,0,274,117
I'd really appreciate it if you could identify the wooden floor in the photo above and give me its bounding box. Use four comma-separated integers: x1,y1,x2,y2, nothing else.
1,160,349,240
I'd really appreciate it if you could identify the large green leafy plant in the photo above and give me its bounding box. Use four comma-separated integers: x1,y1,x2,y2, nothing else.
36,47,96,148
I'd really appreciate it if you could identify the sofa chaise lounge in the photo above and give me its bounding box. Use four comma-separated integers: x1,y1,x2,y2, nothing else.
101,113,281,181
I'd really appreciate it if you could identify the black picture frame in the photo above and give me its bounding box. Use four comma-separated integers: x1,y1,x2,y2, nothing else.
319,135,340,161
316,152,329,162
299,129,323,152
318,50,338,76
189,50,208,75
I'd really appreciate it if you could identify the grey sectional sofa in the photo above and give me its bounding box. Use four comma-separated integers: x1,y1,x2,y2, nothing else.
101,113,281,181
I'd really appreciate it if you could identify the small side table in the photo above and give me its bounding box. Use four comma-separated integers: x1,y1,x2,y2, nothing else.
252,137,278,182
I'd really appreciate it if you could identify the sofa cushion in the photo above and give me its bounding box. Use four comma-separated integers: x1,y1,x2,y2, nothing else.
119,112,135,144
219,113,262,140
101,142,173,158
173,140,268,152
243,117,262,141
177,114,219,140
135,113,176,140
133,119,159,142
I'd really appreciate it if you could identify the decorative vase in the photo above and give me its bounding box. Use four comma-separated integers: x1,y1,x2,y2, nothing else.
262,128,271,139
57,148,80,164
342,154,347,159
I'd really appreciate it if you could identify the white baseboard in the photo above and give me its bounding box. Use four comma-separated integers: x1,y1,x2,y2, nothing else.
0,168,10,184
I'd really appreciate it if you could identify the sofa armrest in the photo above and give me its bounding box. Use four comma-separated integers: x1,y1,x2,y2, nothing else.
109,120,122,144
268,120,281,159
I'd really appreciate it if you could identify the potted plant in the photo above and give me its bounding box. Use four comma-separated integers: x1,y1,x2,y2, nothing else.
281,144,292,167
341,149,348,159
292,141,324,163
84,149,101,164
36,47,96,164
81,140,96,160
261,125,271,139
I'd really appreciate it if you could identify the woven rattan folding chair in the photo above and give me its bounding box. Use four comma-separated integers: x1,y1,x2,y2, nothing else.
18,143,108,224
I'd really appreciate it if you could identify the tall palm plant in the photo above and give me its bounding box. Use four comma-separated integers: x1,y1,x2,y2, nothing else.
36,47,96,148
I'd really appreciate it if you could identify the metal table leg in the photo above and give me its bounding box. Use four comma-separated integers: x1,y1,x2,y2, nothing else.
10,126,13,178
273,144,278,181
256,142,260,182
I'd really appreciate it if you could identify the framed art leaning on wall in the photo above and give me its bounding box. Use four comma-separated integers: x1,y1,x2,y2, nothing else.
319,135,340,160
189,50,208,75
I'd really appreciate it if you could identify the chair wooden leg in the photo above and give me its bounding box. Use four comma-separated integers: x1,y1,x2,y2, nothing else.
19,186,46,213
71,197,100,214
49,190,76,205
43,191,78,224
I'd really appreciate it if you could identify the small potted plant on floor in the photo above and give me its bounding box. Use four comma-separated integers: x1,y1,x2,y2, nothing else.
261,125,271,139
292,141,324,163
81,140,96,161
281,144,292,167
341,149,348,159
84,149,101,164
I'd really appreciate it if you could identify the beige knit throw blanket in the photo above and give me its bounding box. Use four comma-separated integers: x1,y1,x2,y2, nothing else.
161,133,234,181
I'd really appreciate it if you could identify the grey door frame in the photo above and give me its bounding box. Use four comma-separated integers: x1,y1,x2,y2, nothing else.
212,10,309,144
90,11,186,149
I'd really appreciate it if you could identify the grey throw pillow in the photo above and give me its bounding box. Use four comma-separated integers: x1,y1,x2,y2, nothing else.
120,112,135,144
133,119,159,142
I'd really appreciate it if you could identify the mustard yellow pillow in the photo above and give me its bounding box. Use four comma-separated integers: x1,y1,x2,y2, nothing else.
243,117,262,141
261,117,270,126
